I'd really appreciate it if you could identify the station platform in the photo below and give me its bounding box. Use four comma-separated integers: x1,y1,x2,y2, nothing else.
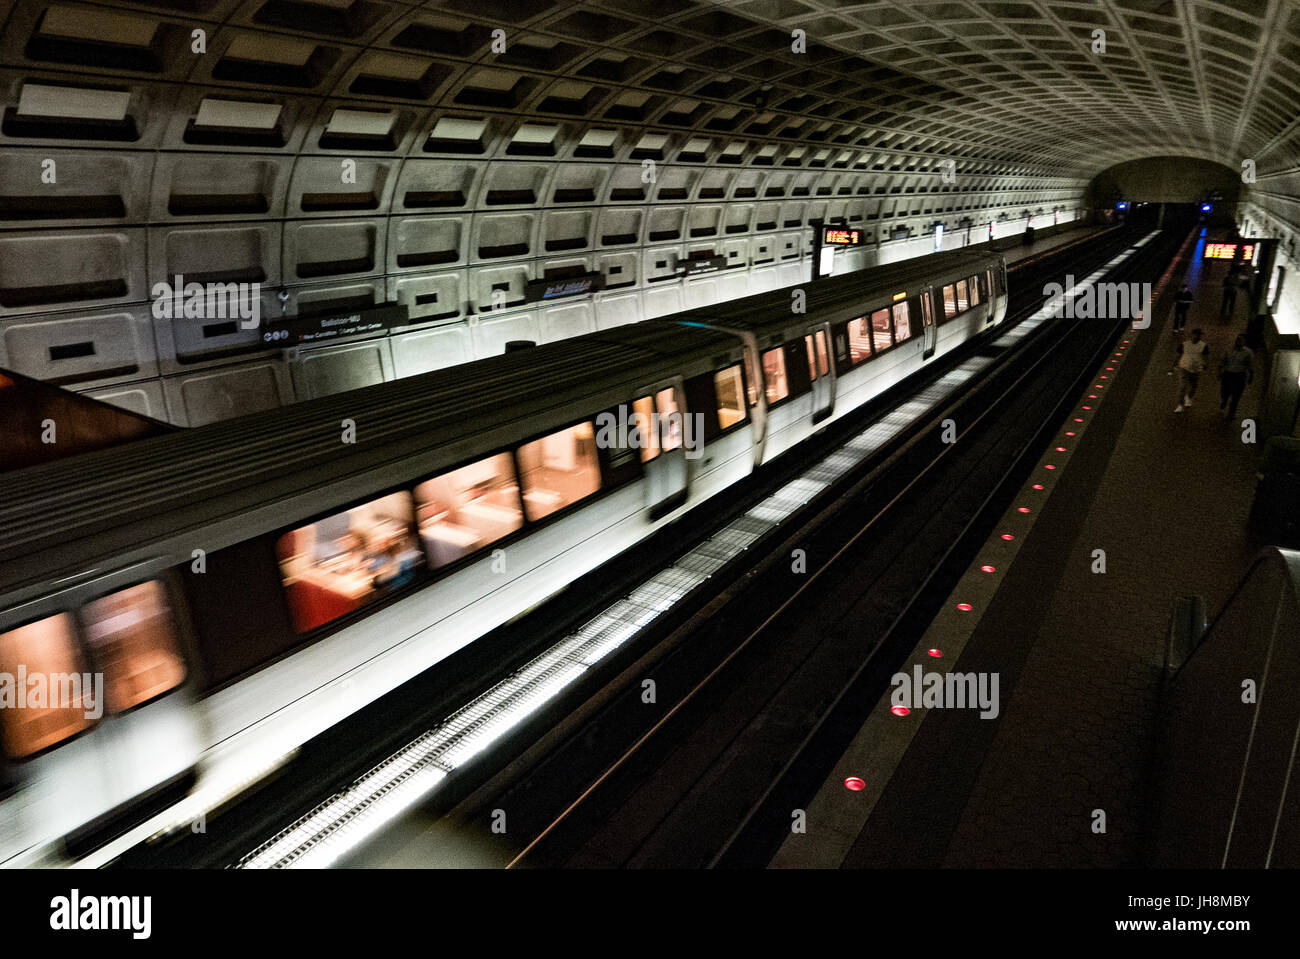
775,227,1269,868
997,225,1102,267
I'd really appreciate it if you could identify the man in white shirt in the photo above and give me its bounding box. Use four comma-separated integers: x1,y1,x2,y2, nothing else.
1175,328,1208,413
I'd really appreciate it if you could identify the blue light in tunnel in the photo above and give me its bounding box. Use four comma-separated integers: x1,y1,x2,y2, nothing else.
1116,201,1129,210
1201,203,1212,213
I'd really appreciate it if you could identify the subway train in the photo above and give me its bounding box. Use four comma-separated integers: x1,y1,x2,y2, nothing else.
0,248,1007,865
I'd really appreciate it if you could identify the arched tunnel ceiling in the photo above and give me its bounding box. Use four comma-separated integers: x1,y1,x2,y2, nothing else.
764,0,1298,177
0,0,1295,425
1,0,1292,177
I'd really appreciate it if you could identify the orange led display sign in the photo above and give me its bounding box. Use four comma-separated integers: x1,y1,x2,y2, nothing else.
1206,243,1254,260
822,226,864,246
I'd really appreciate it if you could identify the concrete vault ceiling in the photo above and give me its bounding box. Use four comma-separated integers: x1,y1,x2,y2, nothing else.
0,0,1288,176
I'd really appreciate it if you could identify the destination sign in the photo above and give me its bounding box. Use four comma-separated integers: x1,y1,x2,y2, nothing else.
822,226,864,246
1206,243,1255,260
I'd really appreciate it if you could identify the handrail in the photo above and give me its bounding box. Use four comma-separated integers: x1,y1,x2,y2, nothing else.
1149,547,1300,867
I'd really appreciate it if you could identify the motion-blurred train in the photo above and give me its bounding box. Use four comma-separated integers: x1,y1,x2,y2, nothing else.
0,249,1007,864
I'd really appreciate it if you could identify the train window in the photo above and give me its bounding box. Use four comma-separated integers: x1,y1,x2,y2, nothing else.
870,308,893,352
81,581,186,713
0,614,94,758
632,396,659,463
942,284,958,320
847,317,872,364
955,279,970,312
803,334,829,380
969,275,981,307
655,387,683,452
892,301,912,342
414,454,524,569
714,365,747,430
762,348,790,403
276,491,423,634
518,422,602,522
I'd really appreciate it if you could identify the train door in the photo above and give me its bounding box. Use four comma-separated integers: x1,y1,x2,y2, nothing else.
739,336,768,468
635,378,690,519
803,324,835,423
921,290,937,359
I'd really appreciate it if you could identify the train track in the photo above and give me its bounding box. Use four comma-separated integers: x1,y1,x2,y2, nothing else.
430,226,1183,870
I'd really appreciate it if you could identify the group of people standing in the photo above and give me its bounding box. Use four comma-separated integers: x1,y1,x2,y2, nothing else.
1169,263,1255,418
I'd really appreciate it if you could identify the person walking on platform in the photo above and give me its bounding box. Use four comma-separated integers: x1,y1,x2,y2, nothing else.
1175,328,1208,413
1219,269,1239,319
1219,334,1254,420
1173,283,1193,333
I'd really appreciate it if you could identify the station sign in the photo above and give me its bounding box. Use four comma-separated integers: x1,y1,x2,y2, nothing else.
266,303,409,346
524,272,604,303
821,226,864,246
681,255,728,276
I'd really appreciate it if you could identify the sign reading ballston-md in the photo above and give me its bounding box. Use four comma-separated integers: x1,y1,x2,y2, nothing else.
524,272,604,303
268,303,410,346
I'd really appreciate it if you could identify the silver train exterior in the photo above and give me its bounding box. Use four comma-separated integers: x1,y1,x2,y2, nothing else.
0,249,1007,865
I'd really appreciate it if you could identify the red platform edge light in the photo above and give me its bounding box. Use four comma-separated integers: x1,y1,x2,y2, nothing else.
1045,464,1057,470
1065,431,1076,436
1017,507,1031,513
956,602,973,612
1032,484,1044,490
844,776,867,791
1001,533,1015,541
927,648,943,658
1055,446,1067,451
981,564,996,572
891,705,911,717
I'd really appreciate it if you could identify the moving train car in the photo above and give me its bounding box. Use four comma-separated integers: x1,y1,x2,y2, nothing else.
0,249,1006,865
